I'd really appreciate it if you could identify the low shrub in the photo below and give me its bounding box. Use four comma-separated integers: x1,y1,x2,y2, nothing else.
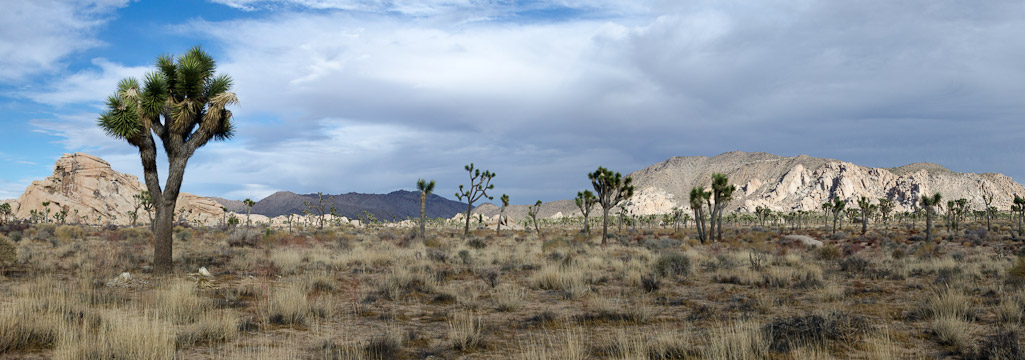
653,252,690,278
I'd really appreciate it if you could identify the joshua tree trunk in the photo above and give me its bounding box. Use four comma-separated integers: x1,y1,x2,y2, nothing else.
464,203,473,236
420,191,427,241
925,207,934,243
602,208,610,245
861,212,868,235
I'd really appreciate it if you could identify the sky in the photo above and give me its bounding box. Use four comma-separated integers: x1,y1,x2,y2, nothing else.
2,0,1025,204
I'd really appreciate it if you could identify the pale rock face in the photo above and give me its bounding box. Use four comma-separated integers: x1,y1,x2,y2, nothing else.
12,153,226,226
629,152,1025,214
624,187,679,215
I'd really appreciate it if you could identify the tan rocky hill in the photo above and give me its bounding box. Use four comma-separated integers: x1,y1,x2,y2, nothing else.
624,151,1025,215
4,153,225,226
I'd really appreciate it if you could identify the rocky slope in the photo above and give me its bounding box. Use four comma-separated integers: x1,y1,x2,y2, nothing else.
623,151,1025,215
5,153,225,226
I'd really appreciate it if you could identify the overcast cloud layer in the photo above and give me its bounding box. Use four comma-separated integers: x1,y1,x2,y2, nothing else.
3,0,1025,203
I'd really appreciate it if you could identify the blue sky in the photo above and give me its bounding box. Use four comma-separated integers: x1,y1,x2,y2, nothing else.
2,0,1025,204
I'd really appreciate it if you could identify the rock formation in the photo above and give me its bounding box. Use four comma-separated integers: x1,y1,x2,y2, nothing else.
8,153,225,226
625,151,1025,215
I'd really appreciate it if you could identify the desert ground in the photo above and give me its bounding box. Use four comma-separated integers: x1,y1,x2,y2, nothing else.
1,215,1024,359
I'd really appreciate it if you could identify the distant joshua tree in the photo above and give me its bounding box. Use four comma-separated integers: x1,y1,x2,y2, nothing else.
878,198,894,228
690,187,710,243
1013,195,1025,236
823,197,846,236
709,174,735,241
857,196,877,235
243,198,256,227
982,192,994,231
416,179,436,241
41,201,52,223
455,163,495,237
0,203,11,225
97,46,238,273
589,166,634,246
527,200,543,238
920,192,942,242
304,192,331,230
574,190,597,238
497,194,509,236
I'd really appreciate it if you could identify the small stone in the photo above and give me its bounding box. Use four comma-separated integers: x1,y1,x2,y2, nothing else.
198,267,212,277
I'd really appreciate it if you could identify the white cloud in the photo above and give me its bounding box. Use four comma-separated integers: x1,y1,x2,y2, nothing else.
0,0,131,81
21,58,150,107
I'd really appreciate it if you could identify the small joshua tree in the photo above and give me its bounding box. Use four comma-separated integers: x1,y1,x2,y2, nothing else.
41,201,52,223
220,206,228,228
878,198,894,228
574,190,597,238
416,179,436,241
243,198,255,227
589,166,634,246
528,200,543,238
303,192,331,230
921,192,942,242
0,203,11,225
857,196,877,235
497,194,509,236
983,192,994,231
824,197,846,236
1014,195,1025,236
690,187,710,243
455,163,495,237
709,174,736,241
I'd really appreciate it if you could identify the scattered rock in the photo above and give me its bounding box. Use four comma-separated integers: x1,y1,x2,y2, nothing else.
198,267,212,277
782,235,823,248
106,272,132,287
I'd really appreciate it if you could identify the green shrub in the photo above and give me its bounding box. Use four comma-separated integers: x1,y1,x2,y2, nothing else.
653,252,691,278
0,235,15,267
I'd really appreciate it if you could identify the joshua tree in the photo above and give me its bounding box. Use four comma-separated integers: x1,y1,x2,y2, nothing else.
527,200,543,237
97,46,238,274
497,194,509,236
857,196,877,235
41,201,52,223
920,192,942,242
1014,195,1025,236
710,173,736,241
416,179,436,241
825,197,846,236
574,190,597,238
948,198,969,232
670,206,684,232
219,206,229,228
589,166,634,246
690,187,710,243
243,198,255,227
983,193,994,231
455,163,495,237
878,198,894,228
0,203,11,225
303,192,331,230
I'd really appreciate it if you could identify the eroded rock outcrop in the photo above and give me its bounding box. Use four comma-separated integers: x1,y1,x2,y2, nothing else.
12,153,225,225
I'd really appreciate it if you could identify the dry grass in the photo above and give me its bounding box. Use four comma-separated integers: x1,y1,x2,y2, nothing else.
2,221,1025,358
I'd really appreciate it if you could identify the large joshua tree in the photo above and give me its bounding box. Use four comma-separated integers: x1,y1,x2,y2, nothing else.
455,163,495,237
920,192,942,242
416,179,435,241
709,173,735,241
574,190,597,238
690,187,710,243
243,198,255,227
589,166,634,246
527,200,543,238
496,194,509,236
98,46,237,274
1014,195,1025,236
878,198,894,228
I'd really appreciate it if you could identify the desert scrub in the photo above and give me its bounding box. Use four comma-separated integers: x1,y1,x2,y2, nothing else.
54,310,175,360
176,310,239,348
268,283,311,326
55,225,85,242
703,320,767,360
652,252,690,278
155,279,213,324
448,312,485,351
494,283,525,312
0,234,15,268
